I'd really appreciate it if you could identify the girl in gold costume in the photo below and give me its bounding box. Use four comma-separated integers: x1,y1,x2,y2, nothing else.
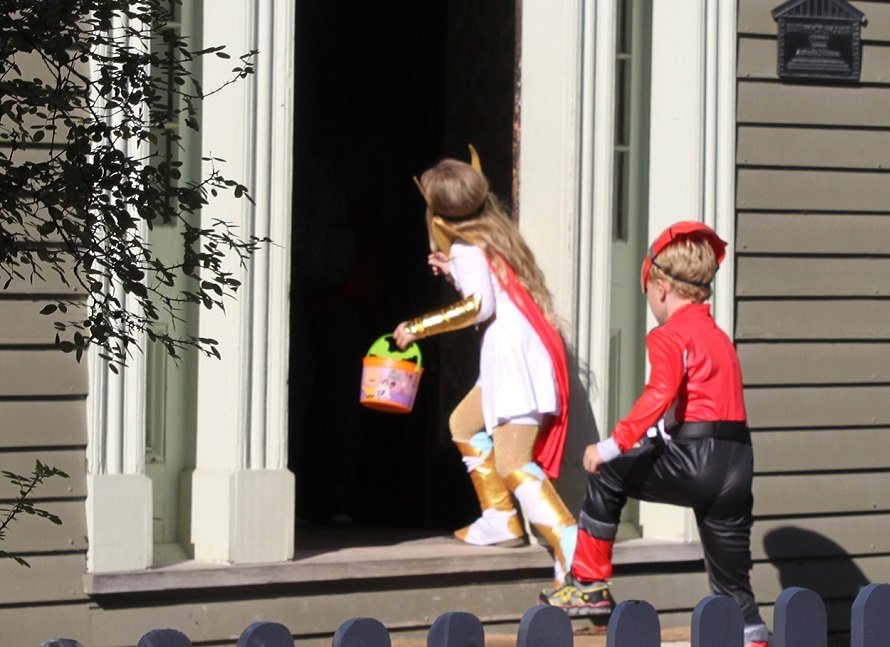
393,148,577,588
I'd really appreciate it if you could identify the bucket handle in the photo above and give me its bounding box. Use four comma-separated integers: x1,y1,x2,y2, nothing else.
366,335,423,369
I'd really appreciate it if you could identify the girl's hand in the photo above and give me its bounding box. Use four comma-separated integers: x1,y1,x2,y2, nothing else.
393,322,418,350
428,252,451,277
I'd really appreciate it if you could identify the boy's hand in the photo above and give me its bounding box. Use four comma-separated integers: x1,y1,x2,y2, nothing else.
582,443,604,474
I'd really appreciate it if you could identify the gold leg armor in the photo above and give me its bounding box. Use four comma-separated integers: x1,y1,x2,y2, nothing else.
453,437,526,547
456,439,516,513
505,466,578,587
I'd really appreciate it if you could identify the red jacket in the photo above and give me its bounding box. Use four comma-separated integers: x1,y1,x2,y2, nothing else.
611,303,746,453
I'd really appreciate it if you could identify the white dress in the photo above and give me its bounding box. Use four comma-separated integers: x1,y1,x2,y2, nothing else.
449,241,558,435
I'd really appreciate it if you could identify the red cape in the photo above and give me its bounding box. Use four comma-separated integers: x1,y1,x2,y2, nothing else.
489,255,569,479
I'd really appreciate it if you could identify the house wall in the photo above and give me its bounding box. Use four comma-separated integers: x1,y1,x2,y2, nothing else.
0,1,714,644
0,344,89,623
9,0,890,643
736,0,890,633
0,39,91,642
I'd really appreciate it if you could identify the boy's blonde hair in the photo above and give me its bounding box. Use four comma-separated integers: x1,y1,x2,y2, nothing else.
419,159,559,328
646,235,718,302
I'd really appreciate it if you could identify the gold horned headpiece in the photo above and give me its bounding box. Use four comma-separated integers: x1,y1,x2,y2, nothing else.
413,145,486,254
413,144,483,209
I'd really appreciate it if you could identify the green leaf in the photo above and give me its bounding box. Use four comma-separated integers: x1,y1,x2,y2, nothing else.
0,0,263,369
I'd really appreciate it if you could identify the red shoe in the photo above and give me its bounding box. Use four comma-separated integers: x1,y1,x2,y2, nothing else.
744,642,769,647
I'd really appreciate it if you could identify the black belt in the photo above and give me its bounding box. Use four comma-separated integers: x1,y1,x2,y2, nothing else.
669,421,750,444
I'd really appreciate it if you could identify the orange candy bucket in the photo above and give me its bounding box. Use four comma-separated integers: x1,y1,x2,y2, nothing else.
359,335,424,414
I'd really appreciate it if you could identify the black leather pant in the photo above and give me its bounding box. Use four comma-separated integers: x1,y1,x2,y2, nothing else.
579,435,765,627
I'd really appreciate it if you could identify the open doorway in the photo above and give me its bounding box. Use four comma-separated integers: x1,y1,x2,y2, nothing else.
289,1,518,533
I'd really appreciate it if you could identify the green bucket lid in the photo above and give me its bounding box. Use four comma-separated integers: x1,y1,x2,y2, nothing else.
366,335,422,368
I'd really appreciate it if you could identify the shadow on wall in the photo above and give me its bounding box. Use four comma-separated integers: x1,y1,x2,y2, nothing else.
556,351,600,514
763,526,871,634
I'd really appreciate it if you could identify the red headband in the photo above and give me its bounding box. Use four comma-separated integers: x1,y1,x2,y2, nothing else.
641,221,727,292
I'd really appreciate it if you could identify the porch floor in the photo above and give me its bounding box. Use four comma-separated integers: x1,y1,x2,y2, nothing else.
85,527,704,596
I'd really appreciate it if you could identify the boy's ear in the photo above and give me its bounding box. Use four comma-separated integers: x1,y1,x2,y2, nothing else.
655,278,671,300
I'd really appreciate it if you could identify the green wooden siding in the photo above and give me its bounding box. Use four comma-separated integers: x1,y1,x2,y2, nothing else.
0,38,90,642
736,0,890,632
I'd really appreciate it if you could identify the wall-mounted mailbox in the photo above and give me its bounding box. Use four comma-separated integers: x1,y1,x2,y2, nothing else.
772,0,867,82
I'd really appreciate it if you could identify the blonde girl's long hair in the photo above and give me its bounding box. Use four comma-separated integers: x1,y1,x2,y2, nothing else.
419,159,560,329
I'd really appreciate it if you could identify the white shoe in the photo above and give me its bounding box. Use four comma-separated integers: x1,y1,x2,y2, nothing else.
454,508,526,547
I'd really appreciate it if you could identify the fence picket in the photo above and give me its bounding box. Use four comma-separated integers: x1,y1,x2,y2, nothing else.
607,600,660,647
851,583,890,647
237,621,295,646
136,628,192,647
516,604,573,647
31,584,890,647
691,596,743,647
427,611,484,647
333,617,391,647
772,587,827,647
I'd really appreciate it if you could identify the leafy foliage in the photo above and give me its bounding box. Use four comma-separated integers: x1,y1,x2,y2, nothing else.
0,0,263,366
0,461,69,567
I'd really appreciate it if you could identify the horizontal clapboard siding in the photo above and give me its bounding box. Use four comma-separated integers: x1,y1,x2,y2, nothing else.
751,555,890,626
737,212,890,254
738,83,890,127
737,126,890,169
0,449,87,500
0,400,86,447
738,37,890,83
0,554,88,605
0,110,90,641
753,473,890,516
737,257,890,297
752,555,890,602
0,298,88,344
754,429,890,471
739,344,890,384
1,257,87,295
752,514,890,560
737,301,890,340
738,169,890,211
0,350,87,396
746,386,890,428
736,1,890,632
0,500,87,553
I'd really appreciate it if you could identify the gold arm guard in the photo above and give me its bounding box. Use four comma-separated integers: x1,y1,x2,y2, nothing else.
404,294,482,339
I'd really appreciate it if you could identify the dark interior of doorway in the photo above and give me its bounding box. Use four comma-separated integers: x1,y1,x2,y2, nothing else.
289,1,518,532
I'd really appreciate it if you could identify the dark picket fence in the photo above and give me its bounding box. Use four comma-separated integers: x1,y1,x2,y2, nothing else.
37,583,890,647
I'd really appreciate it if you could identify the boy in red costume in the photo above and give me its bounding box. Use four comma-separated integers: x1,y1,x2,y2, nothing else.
542,222,769,647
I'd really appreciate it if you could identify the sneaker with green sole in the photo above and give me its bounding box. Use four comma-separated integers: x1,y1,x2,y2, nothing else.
539,575,615,616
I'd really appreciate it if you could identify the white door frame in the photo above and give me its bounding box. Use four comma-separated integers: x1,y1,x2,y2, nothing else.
86,0,297,570
190,0,296,563
519,0,737,541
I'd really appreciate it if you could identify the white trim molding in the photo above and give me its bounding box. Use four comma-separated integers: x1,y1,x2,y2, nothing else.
85,10,153,573
641,0,738,541
517,0,584,331
191,0,295,563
